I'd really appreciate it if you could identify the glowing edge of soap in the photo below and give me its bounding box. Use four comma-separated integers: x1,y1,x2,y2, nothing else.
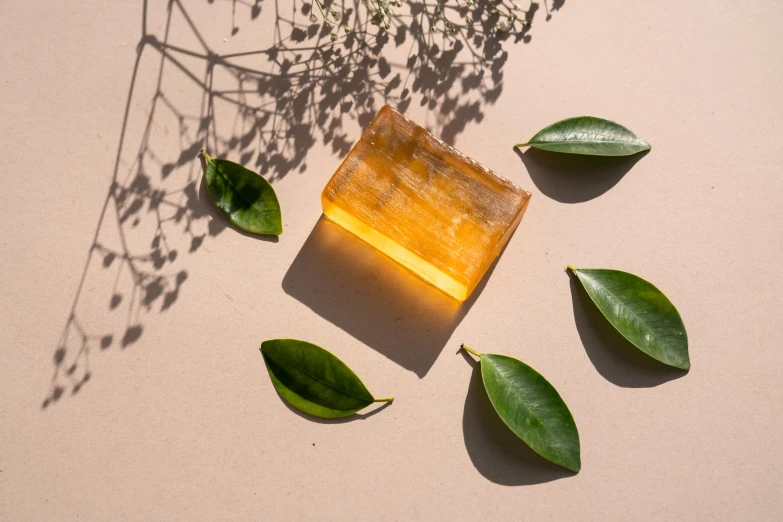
321,197,469,301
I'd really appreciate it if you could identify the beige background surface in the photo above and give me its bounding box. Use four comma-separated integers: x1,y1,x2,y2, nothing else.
1,0,782,520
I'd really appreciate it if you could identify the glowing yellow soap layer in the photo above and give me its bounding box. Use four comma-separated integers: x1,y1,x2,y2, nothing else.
321,106,531,302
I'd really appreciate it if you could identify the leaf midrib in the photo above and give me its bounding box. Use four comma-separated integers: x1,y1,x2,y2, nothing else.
580,272,661,346
268,350,371,404
485,358,545,429
215,161,262,211
533,138,645,146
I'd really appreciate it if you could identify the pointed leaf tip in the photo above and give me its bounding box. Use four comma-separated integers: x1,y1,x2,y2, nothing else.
571,268,690,370
473,349,581,473
260,339,390,418
521,116,651,156
204,155,282,235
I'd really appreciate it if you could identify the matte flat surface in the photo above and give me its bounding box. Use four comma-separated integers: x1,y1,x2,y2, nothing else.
1,1,781,520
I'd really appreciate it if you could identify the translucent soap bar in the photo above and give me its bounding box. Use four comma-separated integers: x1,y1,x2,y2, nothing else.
321,106,531,302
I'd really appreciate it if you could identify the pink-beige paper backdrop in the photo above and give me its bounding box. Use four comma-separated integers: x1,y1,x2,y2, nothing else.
1,1,781,520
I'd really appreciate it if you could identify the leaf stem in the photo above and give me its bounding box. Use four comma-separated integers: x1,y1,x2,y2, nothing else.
461,344,482,357
373,397,394,402
514,142,530,148
200,149,213,163
567,264,578,272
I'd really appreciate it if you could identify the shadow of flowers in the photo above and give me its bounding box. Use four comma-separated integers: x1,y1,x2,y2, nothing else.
43,0,566,407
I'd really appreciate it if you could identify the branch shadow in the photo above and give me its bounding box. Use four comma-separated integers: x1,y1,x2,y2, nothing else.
44,0,567,407
198,0,546,178
460,351,574,485
282,216,504,377
568,273,688,388
515,147,648,203
43,1,221,408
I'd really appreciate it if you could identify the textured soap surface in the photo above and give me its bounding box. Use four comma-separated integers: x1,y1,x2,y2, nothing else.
321,106,531,301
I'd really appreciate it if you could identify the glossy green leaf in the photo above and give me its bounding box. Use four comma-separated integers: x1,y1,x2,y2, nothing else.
515,116,651,156
201,150,282,235
260,339,393,418
569,266,690,370
462,345,581,473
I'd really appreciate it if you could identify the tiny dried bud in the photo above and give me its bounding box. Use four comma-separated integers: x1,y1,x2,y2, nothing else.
330,32,337,41
309,14,318,23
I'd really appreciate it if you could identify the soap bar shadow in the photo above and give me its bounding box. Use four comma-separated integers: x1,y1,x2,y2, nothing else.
282,216,496,377
460,352,574,485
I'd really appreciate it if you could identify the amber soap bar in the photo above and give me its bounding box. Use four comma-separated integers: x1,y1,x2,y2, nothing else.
321,106,531,302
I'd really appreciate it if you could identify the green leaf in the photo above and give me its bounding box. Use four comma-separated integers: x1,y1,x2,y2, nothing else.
462,345,581,473
569,266,690,370
260,339,393,418
201,150,282,235
515,116,651,156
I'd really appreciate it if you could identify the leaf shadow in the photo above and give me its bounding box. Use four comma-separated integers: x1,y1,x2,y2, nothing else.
282,216,503,377
568,272,688,388
460,351,575,485
196,155,279,243
515,147,649,203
